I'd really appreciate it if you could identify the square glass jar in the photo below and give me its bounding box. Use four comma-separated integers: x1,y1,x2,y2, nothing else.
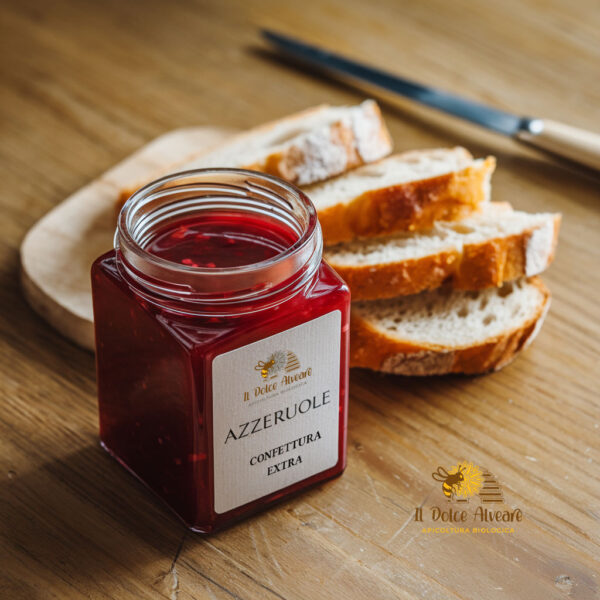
92,169,350,533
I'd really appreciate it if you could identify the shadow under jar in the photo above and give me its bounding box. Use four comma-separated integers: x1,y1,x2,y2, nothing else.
92,169,350,533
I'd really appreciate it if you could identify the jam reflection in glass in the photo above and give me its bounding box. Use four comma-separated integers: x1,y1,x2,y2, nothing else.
92,169,350,533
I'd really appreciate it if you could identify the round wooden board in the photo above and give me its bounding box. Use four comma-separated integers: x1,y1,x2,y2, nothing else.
20,126,233,351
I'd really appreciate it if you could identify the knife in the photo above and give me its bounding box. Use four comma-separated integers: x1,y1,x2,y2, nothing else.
262,29,600,171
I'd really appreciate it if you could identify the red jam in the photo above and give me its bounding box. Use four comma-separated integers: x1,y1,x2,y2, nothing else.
147,213,297,268
92,170,350,533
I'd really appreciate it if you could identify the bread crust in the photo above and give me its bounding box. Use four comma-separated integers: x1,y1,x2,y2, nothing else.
252,101,393,185
116,101,392,208
318,156,496,245
349,277,550,375
326,214,561,300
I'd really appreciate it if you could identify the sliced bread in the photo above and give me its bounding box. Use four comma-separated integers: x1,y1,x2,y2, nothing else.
117,100,392,205
306,147,496,245
325,204,561,300
350,277,550,375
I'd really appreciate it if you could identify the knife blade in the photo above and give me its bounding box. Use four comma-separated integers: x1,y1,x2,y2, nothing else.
262,29,541,137
263,29,600,171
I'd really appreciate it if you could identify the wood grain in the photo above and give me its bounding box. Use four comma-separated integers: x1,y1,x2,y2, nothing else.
1,1,599,599
20,126,231,350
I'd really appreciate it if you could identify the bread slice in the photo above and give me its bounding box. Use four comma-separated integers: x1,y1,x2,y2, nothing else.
325,204,561,300
307,147,496,244
117,100,392,206
350,277,550,375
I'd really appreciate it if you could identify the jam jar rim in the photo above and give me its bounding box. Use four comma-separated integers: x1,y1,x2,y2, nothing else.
115,168,323,308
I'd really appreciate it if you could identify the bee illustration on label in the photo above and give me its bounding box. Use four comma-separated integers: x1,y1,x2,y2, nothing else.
432,465,465,500
255,350,297,379
255,356,277,379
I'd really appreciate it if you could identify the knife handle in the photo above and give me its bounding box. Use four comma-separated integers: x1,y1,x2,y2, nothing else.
517,119,600,171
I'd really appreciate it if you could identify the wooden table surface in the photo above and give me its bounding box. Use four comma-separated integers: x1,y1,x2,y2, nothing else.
2,1,599,598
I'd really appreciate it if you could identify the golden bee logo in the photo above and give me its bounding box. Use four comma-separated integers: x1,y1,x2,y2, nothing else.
254,350,300,380
432,462,501,502
415,461,517,526
414,463,516,526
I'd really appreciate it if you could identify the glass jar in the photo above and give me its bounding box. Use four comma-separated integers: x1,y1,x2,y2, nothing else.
92,169,350,533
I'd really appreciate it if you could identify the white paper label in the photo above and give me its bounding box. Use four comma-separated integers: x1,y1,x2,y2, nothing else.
212,310,341,514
